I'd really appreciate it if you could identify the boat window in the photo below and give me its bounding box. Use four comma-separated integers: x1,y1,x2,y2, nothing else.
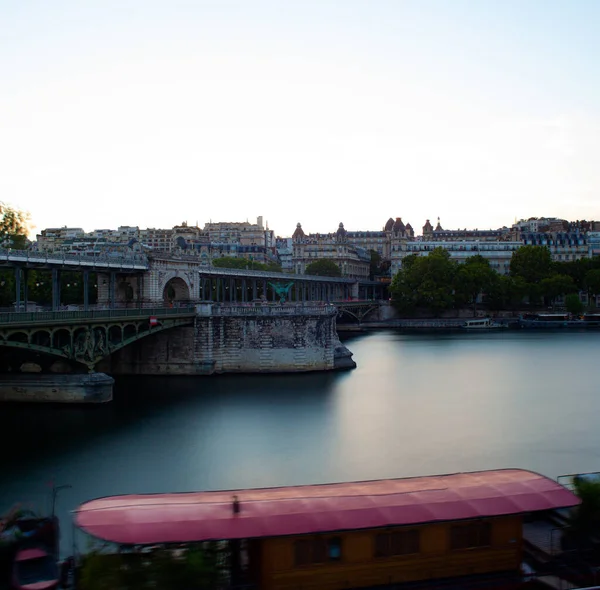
375,529,420,557
294,540,311,566
294,536,342,566
328,537,342,560
450,521,491,550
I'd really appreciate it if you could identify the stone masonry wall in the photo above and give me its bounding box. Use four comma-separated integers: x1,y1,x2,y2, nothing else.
99,308,341,375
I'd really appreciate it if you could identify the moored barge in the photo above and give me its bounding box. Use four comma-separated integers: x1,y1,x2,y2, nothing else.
74,468,579,590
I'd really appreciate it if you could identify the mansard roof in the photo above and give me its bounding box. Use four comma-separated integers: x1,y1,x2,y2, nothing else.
392,217,405,232
292,223,305,241
384,217,395,231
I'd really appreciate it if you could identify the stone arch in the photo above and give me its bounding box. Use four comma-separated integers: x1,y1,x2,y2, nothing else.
162,276,191,304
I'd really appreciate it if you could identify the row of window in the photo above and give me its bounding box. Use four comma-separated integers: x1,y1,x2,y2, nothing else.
293,523,491,567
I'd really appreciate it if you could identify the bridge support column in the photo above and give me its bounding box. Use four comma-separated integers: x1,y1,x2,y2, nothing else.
242,279,247,302
14,266,22,311
83,271,90,311
252,280,257,301
52,269,61,311
136,274,143,308
262,280,267,300
109,272,116,309
23,269,29,309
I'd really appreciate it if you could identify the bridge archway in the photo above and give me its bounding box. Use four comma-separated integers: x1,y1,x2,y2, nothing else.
163,277,191,304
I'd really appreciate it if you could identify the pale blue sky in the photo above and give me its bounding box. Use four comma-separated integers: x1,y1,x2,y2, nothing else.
1,0,599,237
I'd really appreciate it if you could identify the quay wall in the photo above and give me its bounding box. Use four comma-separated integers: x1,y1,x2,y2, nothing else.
0,373,114,403
97,304,355,375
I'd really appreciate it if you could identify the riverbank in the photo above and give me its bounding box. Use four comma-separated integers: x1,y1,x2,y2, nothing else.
337,318,520,331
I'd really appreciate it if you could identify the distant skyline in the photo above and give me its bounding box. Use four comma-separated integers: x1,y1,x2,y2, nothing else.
2,0,599,237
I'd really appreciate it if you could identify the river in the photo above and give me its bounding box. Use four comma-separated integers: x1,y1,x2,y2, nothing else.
1,329,599,554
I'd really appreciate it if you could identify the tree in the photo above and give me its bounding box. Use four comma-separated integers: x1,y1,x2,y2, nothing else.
212,257,281,272
585,269,600,307
390,248,457,316
565,293,584,315
454,256,495,314
369,250,381,281
564,475,600,551
304,259,342,277
510,245,553,284
539,274,576,306
0,202,30,249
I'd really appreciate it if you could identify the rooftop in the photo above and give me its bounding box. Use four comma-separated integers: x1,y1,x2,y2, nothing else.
74,468,579,546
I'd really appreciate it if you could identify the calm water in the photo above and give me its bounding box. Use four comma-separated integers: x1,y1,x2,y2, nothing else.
1,329,600,554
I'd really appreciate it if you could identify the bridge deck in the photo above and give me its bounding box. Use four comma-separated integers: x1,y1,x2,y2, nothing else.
0,307,196,327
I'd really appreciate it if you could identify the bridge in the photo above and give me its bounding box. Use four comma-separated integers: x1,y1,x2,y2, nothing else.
0,249,388,310
0,307,196,372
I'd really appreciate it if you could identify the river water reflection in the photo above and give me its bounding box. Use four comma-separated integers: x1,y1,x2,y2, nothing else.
1,329,600,553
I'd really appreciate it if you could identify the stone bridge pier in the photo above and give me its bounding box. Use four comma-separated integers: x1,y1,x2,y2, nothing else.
98,303,356,376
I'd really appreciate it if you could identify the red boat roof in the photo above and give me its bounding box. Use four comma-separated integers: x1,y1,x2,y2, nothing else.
74,469,579,546
14,548,48,561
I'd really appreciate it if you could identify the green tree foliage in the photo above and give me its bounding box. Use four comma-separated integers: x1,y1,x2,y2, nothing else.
510,245,553,283
368,250,390,280
212,256,281,272
565,293,584,315
0,270,97,308
585,269,600,306
390,248,456,316
454,256,496,311
304,259,342,277
565,475,600,550
369,250,381,281
0,203,30,249
539,274,576,304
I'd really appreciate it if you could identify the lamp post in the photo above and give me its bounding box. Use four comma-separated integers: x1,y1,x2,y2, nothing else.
51,484,72,518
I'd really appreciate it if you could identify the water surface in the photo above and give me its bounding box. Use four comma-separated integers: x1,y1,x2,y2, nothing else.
1,329,599,553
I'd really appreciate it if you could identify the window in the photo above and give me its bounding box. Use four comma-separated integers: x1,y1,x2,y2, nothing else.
294,537,343,566
374,529,420,557
450,521,491,550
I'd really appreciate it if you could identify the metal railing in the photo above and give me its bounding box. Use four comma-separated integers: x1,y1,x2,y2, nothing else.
197,266,356,283
0,248,149,269
0,307,196,324
206,304,337,316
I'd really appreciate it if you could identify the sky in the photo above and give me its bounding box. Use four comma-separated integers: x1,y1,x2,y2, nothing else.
1,0,600,238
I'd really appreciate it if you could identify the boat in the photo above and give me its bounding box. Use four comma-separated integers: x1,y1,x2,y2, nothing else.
11,546,59,590
0,500,62,590
462,318,506,329
73,468,579,590
518,312,600,328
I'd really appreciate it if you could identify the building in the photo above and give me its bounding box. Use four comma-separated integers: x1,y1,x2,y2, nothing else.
423,218,516,242
388,219,521,275
291,223,371,279
36,227,85,251
275,237,293,272
390,239,522,275
518,231,588,263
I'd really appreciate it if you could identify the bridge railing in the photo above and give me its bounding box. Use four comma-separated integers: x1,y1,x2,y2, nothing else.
0,307,196,324
0,248,149,269
207,304,337,316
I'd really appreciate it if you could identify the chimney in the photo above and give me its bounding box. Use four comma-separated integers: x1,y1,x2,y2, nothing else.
233,495,240,514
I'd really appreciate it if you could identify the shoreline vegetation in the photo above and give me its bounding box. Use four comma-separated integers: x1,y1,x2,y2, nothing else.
387,246,600,319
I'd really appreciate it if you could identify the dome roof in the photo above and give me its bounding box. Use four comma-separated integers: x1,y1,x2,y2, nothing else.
292,223,305,241
336,222,347,239
392,217,405,232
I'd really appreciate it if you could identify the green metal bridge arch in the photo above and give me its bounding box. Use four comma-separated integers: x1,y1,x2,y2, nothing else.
0,307,196,372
